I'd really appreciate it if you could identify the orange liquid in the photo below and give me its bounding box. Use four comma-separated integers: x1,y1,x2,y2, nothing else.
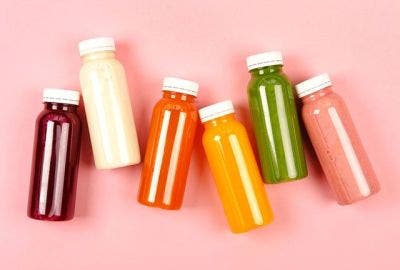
138,92,198,210
202,114,273,233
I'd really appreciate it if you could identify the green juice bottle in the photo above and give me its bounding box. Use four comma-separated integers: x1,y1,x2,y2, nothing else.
246,51,307,184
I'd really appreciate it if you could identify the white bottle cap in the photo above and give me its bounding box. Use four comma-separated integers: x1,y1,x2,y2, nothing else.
295,73,332,98
79,37,116,56
199,100,235,123
162,77,199,97
246,51,283,71
43,88,80,105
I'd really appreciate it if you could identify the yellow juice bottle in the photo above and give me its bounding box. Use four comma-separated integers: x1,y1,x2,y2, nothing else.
199,100,274,233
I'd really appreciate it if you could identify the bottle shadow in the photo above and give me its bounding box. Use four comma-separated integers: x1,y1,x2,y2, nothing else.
183,84,220,210
117,39,156,153
284,53,333,201
74,91,94,218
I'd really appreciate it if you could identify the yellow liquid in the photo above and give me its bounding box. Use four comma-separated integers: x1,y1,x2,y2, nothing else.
80,51,140,169
202,114,273,233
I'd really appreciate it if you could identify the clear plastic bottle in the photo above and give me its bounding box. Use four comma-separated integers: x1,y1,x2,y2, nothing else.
200,100,273,233
79,37,140,169
28,89,82,221
296,73,380,204
138,77,199,210
246,51,308,183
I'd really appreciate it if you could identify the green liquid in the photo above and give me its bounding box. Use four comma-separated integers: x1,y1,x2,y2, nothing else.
247,65,307,183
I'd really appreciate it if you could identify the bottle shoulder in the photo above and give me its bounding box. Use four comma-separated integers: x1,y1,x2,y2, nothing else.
36,109,81,126
154,97,197,113
248,72,291,91
80,57,124,75
302,91,344,112
203,120,245,141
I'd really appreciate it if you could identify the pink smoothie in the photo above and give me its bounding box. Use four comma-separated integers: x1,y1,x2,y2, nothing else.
296,74,380,205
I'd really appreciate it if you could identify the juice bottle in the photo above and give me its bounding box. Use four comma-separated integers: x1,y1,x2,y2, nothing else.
79,37,140,169
295,73,380,204
138,77,199,210
28,89,82,221
247,51,308,183
200,100,273,233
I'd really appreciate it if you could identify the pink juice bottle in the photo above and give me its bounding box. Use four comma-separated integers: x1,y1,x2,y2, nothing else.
295,74,380,205
27,88,82,220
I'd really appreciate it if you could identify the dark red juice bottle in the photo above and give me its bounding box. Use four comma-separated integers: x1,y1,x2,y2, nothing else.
28,88,82,221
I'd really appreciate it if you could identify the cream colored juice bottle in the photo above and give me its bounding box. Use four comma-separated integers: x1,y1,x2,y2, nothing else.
79,37,140,169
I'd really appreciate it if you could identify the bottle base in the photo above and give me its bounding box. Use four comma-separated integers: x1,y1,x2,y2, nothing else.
95,158,141,170
337,186,380,205
229,215,274,234
27,212,74,221
137,199,182,210
263,174,307,184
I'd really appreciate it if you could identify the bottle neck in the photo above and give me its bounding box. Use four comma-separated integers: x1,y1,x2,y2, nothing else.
162,91,196,102
249,65,283,77
44,102,78,112
81,51,116,62
301,87,333,103
203,114,236,129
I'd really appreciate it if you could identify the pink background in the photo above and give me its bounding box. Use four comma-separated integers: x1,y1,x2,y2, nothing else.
0,0,399,269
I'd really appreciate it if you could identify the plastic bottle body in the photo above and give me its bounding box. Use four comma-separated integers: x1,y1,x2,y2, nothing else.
247,65,308,183
202,114,273,233
79,51,140,169
28,103,82,221
301,88,380,204
138,92,198,209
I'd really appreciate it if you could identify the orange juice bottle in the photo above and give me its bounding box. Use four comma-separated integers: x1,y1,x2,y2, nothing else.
138,77,199,210
199,100,274,233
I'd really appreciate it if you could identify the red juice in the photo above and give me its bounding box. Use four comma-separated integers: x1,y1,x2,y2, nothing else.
28,88,82,220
